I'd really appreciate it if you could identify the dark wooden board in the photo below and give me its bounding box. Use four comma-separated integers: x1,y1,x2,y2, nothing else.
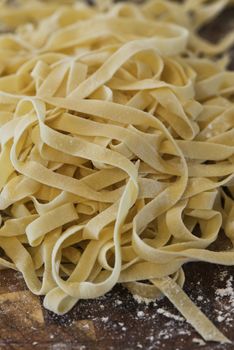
0,3,234,350
0,263,234,350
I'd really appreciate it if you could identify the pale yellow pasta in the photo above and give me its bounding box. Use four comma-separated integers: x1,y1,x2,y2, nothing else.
0,0,234,344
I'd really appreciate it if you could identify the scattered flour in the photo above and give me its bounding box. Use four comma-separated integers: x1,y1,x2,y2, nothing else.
178,329,191,336
215,275,234,325
81,323,89,330
216,276,234,306
156,308,184,322
133,294,155,305
217,315,225,322
137,311,145,318
219,270,228,281
136,342,143,348
146,336,154,342
158,329,170,339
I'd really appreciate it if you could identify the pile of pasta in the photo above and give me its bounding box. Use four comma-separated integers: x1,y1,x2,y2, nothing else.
0,0,234,343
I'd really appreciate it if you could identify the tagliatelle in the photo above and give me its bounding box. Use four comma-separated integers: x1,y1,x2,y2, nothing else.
0,0,234,343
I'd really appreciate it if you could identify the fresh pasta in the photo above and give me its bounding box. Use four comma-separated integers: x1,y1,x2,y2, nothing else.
0,0,234,343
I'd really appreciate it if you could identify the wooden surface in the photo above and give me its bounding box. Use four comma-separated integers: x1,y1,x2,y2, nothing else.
0,263,234,350
0,3,234,350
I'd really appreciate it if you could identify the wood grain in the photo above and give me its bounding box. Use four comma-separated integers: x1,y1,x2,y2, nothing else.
0,3,234,350
0,263,234,350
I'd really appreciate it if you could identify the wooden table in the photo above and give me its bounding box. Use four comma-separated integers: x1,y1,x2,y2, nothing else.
0,263,234,350
0,3,234,350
